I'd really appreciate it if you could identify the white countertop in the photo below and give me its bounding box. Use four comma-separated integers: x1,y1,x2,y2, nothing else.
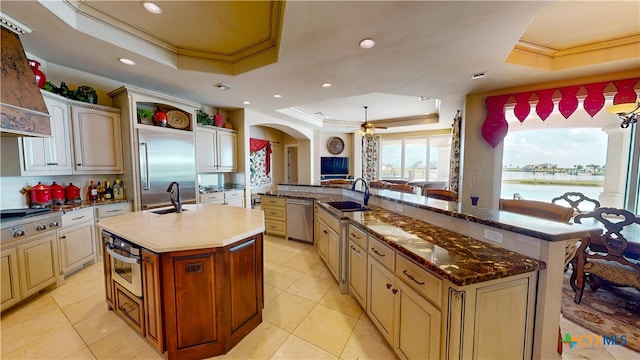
97,204,265,252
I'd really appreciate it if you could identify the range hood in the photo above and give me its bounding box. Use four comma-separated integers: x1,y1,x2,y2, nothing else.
0,17,51,138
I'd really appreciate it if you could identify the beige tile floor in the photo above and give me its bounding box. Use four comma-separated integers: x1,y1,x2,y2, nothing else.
1,234,638,359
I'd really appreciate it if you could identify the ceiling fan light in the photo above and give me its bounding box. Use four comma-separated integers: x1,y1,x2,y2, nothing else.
607,102,640,128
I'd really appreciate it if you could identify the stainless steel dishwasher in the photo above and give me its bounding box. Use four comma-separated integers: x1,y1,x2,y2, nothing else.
286,198,314,243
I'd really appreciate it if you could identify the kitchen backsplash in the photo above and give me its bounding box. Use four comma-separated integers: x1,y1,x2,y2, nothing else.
0,175,126,209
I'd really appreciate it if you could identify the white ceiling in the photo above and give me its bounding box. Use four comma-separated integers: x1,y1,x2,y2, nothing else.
2,1,639,135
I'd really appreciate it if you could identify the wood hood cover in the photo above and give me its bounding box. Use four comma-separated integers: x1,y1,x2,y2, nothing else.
0,26,51,137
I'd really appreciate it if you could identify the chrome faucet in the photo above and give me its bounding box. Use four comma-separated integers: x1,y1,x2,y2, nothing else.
167,181,182,213
351,178,370,206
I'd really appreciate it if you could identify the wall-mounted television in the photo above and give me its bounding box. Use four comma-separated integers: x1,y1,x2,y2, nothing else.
321,156,349,175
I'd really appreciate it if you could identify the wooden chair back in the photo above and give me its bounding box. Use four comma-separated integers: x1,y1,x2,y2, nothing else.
327,179,351,185
388,184,418,194
551,192,600,214
369,181,389,189
571,207,640,303
499,199,574,222
425,189,458,202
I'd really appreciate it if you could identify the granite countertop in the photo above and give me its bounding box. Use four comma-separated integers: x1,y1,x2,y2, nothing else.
98,204,264,253
259,190,546,286
51,199,132,214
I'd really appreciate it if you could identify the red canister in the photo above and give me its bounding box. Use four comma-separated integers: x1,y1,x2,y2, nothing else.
29,182,51,208
64,183,82,204
49,182,65,205
152,107,167,127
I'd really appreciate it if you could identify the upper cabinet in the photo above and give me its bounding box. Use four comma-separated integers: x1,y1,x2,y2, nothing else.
20,93,73,175
196,125,237,172
71,105,123,174
1,91,123,176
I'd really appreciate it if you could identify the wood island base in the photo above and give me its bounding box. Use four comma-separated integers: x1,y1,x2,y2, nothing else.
103,233,264,360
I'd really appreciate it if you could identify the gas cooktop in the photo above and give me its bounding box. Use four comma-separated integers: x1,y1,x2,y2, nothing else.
0,208,53,220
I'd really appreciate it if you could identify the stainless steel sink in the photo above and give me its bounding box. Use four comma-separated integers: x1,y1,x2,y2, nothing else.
325,201,369,212
151,208,188,215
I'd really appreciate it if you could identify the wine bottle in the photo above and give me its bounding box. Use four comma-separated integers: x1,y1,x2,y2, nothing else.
105,181,113,200
113,179,124,200
88,180,97,202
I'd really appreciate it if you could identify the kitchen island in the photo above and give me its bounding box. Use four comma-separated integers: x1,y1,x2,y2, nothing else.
97,204,265,360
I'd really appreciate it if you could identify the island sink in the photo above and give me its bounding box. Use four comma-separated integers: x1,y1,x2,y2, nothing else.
326,201,369,212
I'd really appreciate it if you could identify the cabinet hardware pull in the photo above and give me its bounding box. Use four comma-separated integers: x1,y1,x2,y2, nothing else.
323,230,328,234
386,283,392,289
403,270,425,285
350,232,361,239
351,246,361,254
77,163,82,166
372,248,385,257
60,235,66,239
107,209,120,213
392,289,398,294
72,216,85,220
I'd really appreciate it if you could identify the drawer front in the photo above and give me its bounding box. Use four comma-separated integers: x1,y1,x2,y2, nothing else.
368,237,395,271
317,207,340,233
95,203,131,219
348,225,367,249
395,254,442,307
261,196,286,207
62,207,94,227
200,192,224,203
265,220,286,236
224,190,244,199
263,206,285,220
114,282,144,334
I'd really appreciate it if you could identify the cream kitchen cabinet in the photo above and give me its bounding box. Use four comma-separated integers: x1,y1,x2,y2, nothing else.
95,202,132,258
315,205,342,283
395,279,441,360
19,91,73,175
71,105,123,174
196,125,237,172
347,225,368,309
200,190,245,207
1,248,20,311
16,232,60,300
59,208,95,275
368,254,396,344
262,195,286,237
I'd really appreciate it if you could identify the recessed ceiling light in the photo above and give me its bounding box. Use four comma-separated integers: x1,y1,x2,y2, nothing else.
471,72,487,80
118,58,136,65
273,94,282,98
359,38,376,49
242,101,251,105
142,2,163,14
321,82,332,88
214,83,232,90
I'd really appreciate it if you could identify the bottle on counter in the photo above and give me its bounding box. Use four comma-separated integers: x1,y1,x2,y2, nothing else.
87,180,98,202
113,179,124,200
105,181,113,200
96,181,104,201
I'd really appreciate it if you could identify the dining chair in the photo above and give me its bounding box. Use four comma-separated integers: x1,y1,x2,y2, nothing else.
369,181,389,189
571,207,640,304
388,184,419,194
551,191,601,214
499,199,574,222
327,179,351,185
425,189,458,201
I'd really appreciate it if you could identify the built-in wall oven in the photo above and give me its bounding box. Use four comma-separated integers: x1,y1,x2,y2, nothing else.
102,230,142,297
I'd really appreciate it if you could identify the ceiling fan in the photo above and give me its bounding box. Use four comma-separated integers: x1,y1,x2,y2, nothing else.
357,106,387,136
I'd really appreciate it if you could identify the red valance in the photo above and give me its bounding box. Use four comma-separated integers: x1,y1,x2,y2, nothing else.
482,77,639,148
250,138,272,174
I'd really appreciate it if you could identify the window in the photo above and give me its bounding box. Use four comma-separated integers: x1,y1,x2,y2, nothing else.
380,135,451,182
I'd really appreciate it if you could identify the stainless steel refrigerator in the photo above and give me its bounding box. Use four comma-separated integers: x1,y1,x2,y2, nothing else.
138,128,196,209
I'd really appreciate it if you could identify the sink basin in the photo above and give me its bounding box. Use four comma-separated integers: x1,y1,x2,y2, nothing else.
326,201,369,212
151,208,188,215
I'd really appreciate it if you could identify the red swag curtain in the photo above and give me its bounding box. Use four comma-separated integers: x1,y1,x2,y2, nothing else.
250,138,272,174
482,77,639,148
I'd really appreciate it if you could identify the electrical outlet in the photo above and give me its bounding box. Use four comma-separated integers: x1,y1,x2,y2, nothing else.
484,229,503,243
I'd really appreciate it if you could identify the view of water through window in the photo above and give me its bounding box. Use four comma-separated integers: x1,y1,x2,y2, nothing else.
502,128,607,208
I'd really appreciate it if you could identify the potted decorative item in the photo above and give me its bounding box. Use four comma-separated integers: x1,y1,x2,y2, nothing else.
153,107,168,127
469,167,479,205
196,109,212,126
137,108,154,125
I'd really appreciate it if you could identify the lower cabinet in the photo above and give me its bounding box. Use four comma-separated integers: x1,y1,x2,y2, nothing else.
348,239,367,308
59,208,95,275
17,232,60,300
114,282,144,334
367,256,397,344
395,280,441,360
1,248,20,311
261,196,286,237
142,249,163,351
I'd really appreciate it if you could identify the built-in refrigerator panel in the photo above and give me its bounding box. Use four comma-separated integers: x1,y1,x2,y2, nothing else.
138,128,196,209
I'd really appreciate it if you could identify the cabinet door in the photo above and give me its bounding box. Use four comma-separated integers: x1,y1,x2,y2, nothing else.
71,106,123,173
1,248,21,311
225,198,244,208
142,249,164,352
229,237,261,333
196,128,218,171
368,256,396,344
316,219,329,262
21,95,73,175
348,240,367,309
59,222,95,274
17,232,59,299
217,131,237,171
395,281,441,360
102,240,114,309
326,226,341,282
